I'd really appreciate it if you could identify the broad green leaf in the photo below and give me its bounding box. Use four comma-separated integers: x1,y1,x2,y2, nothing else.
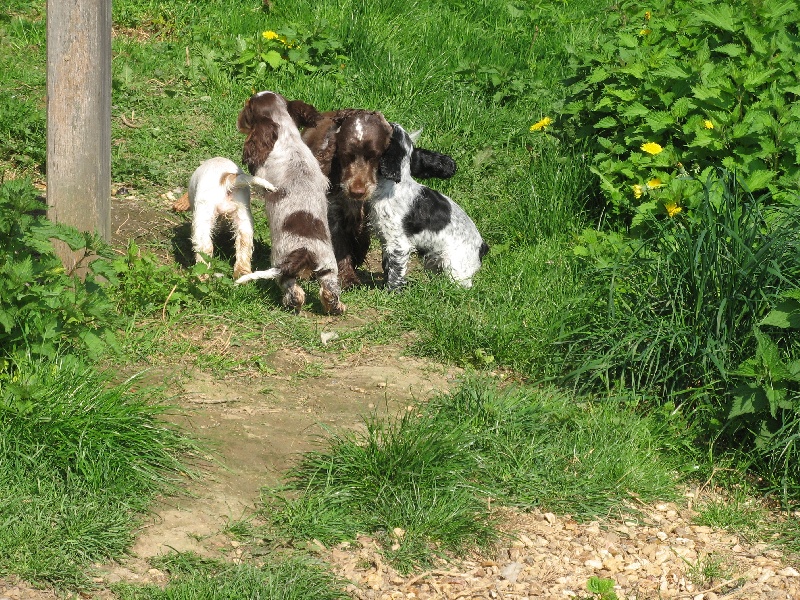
607,88,637,102
760,298,800,329
693,6,739,32
762,0,798,21
742,21,767,55
262,50,284,69
743,169,776,191
594,116,618,128
587,67,609,84
692,85,721,101
743,68,777,89
621,102,650,119
729,384,768,419
670,97,693,118
653,64,690,79
0,309,13,333
714,43,744,57
646,111,674,132
619,63,646,79
618,32,639,48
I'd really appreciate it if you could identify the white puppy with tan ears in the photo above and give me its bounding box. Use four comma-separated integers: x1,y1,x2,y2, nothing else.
187,156,276,279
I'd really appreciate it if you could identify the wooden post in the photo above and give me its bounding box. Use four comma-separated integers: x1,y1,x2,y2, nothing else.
46,0,112,273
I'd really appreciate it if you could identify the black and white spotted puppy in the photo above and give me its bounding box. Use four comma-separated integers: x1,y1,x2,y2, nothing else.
371,123,489,290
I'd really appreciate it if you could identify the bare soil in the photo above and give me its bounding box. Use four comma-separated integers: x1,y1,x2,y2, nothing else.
2,194,799,600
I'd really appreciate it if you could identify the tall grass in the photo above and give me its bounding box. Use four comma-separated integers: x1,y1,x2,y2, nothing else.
114,553,347,600
560,172,800,402
0,355,197,587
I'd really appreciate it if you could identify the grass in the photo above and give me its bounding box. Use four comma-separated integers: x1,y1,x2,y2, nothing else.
3,0,799,593
114,551,348,600
0,354,198,587
245,379,686,572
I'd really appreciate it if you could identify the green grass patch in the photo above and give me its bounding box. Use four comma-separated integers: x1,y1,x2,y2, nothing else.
0,355,197,587
114,551,347,600
251,380,685,571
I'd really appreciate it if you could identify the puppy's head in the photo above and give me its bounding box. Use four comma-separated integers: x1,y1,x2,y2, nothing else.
378,123,414,183
332,110,393,202
286,99,322,129
238,91,284,174
379,124,457,183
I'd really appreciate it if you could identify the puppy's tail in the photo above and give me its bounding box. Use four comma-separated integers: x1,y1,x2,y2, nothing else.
172,192,190,212
235,268,282,284
235,249,322,285
231,173,278,194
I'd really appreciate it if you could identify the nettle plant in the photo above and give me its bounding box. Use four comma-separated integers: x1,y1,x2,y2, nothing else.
232,22,348,80
561,0,800,223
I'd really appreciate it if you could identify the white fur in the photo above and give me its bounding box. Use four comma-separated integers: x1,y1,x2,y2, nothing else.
371,124,488,290
235,91,345,315
188,156,276,279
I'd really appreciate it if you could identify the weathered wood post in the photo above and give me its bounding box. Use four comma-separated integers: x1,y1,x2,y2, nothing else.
46,0,112,273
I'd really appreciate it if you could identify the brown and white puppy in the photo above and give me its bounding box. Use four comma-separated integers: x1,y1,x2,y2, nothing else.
302,109,457,288
186,156,276,279
234,91,345,315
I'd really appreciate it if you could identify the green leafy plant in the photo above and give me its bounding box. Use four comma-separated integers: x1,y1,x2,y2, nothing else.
109,240,229,317
231,22,348,81
583,576,619,600
0,178,119,362
726,288,800,500
560,172,800,427
561,0,800,222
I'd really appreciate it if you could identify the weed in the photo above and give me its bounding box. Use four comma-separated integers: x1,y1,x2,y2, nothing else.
231,22,348,82
685,553,737,588
0,178,119,363
562,0,800,221
582,576,619,600
561,173,800,429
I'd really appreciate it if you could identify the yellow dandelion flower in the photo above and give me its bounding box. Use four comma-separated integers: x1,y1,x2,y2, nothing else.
703,119,714,129
641,142,663,155
639,28,651,36
632,184,644,199
263,30,280,40
646,177,663,189
645,10,652,19
530,116,553,132
665,202,682,217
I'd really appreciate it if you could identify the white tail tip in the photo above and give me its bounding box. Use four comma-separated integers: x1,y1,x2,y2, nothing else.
251,176,278,193
235,268,282,284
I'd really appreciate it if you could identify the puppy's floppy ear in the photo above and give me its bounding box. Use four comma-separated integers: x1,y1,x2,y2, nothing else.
301,117,339,177
378,124,406,183
236,99,254,134
410,148,457,180
241,117,278,175
286,100,322,129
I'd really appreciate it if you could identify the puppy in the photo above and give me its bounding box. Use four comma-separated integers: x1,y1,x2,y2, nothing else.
186,156,276,279
234,91,345,315
371,123,489,290
302,109,457,288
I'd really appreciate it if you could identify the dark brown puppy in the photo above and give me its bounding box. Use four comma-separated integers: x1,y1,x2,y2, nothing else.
302,109,456,288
